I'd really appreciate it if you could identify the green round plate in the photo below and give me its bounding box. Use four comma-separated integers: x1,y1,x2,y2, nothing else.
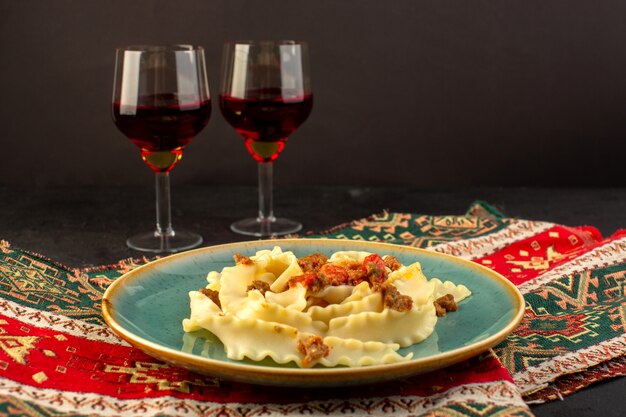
102,239,524,386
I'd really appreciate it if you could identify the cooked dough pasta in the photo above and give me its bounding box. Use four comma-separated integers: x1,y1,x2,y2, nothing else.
182,246,471,368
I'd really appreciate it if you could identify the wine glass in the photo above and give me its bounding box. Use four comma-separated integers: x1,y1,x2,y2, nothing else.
220,40,313,237
112,45,211,253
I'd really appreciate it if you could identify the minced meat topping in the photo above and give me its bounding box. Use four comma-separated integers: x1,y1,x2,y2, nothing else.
380,283,413,312
246,280,271,295
297,335,330,367
434,294,457,317
383,255,402,271
199,288,221,309
233,253,253,265
297,253,328,273
288,272,328,293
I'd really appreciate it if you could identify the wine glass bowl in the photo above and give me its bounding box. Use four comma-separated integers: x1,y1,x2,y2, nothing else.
112,93,211,172
220,88,313,163
112,45,211,253
219,41,312,237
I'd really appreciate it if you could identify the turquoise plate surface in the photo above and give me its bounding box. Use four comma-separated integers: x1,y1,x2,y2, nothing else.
102,239,524,387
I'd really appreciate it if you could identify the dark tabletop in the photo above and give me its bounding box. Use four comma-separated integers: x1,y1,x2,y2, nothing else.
1,185,625,417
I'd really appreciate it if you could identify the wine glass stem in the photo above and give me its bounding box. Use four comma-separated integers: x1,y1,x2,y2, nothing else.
155,171,174,238
258,162,276,225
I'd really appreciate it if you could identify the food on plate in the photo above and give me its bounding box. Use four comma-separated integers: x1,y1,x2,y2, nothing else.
182,247,471,368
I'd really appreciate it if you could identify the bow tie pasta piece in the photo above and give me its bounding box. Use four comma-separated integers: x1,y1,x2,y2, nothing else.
429,278,471,317
389,262,471,308
250,246,304,292
328,251,372,263
306,281,374,315
391,272,437,307
339,281,373,304
265,283,308,311
387,261,428,286
195,313,304,365
206,270,222,292
431,278,471,302
182,290,222,333
189,312,324,368
217,263,260,315
307,282,376,323
238,290,327,334
319,337,412,367
308,292,383,324
386,261,433,304
309,284,354,305
217,252,297,315
327,302,438,347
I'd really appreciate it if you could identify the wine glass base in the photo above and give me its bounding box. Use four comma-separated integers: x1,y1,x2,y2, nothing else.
126,230,203,254
231,217,302,238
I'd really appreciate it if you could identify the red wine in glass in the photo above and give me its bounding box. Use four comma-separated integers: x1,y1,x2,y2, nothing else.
219,89,312,162
113,94,211,171
220,41,313,237
112,45,211,253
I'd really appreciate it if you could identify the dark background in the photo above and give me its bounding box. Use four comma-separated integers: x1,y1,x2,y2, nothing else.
2,4,626,414
2,0,626,188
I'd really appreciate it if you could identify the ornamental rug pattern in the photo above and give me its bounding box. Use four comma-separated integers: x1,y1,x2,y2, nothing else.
0,202,624,415
523,353,626,402
0,296,529,417
0,393,534,417
319,203,511,247
494,265,626,371
494,262,626,397
0,241,149,326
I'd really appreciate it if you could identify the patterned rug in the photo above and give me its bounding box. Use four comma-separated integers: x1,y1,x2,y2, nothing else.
0,201,624,416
